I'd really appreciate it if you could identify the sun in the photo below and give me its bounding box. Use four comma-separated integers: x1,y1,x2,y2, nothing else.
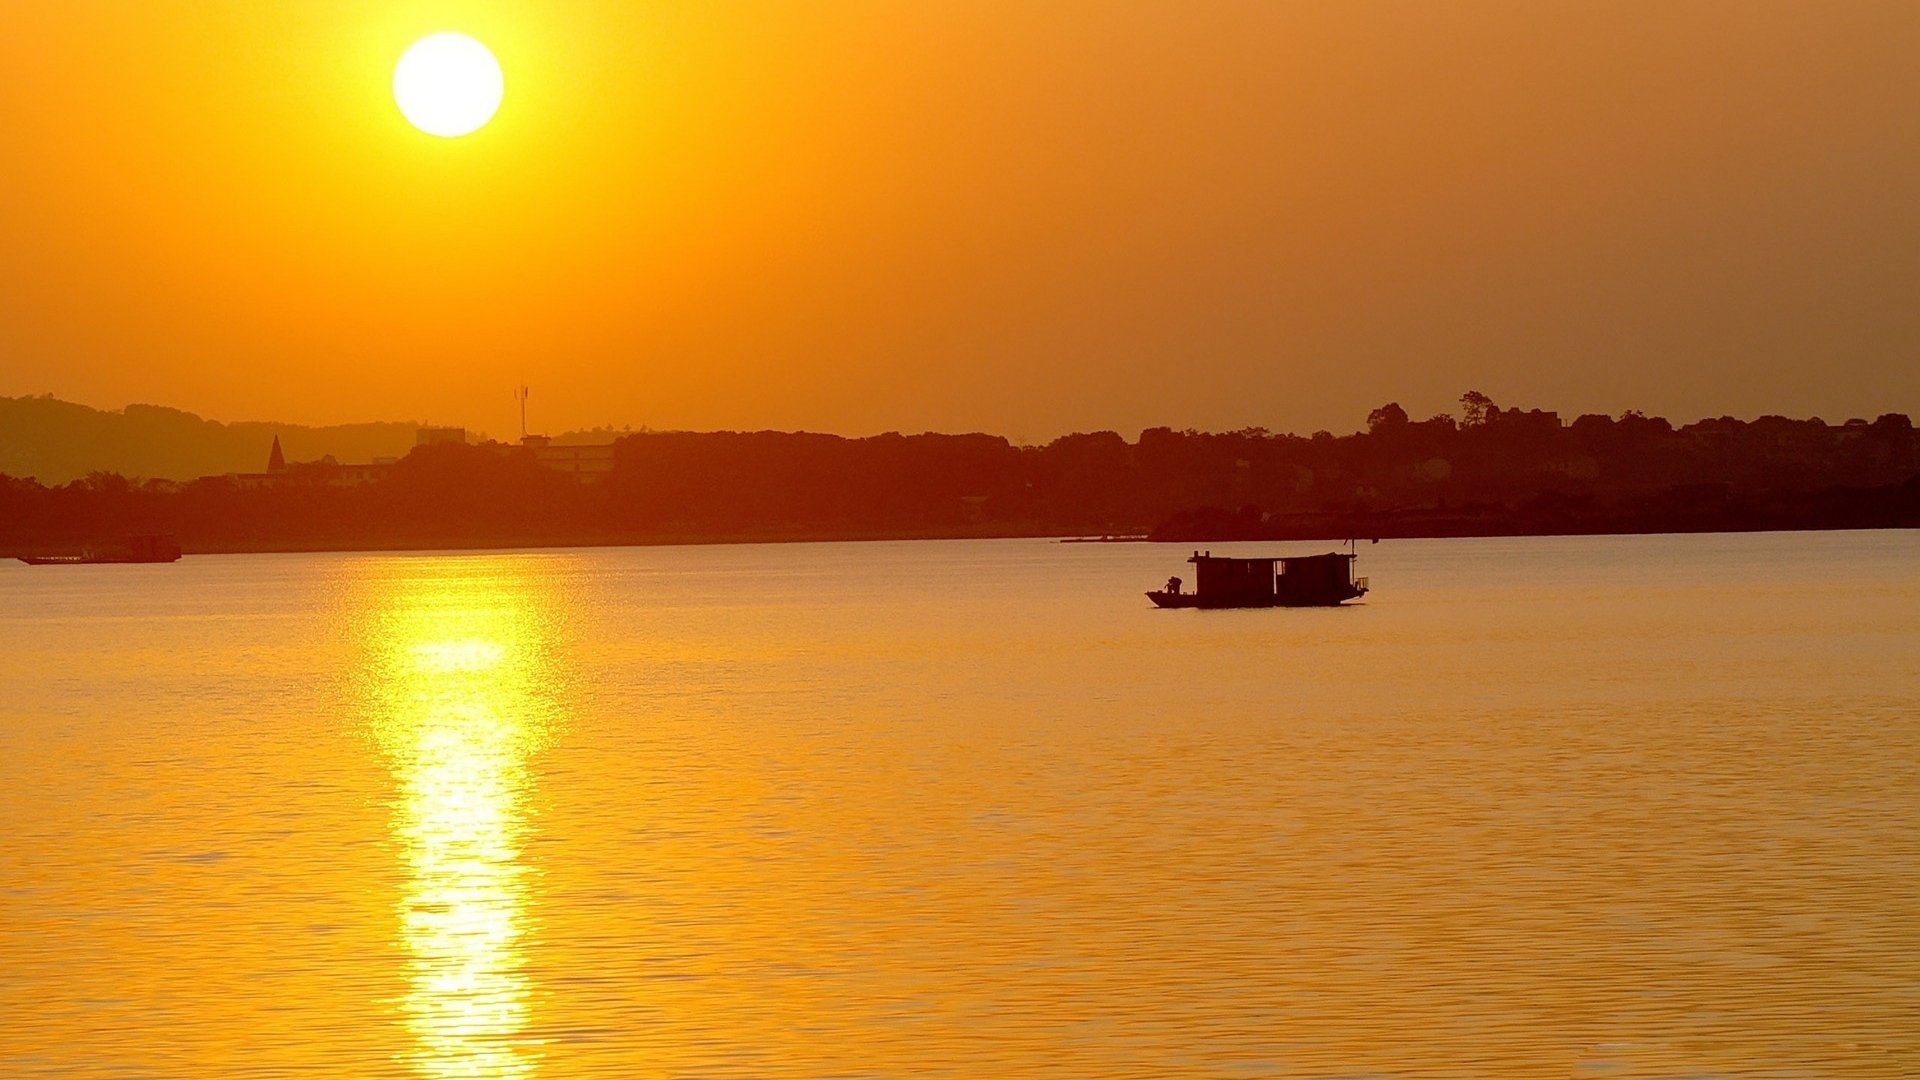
393,33,503,138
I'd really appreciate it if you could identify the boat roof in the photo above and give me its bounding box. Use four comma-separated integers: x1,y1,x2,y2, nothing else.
1187,550,1354,566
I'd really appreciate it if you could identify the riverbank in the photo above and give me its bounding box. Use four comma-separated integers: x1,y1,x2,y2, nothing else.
6,514,1914,562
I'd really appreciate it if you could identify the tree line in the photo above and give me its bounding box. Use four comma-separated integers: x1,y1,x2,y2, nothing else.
3,393,1916,554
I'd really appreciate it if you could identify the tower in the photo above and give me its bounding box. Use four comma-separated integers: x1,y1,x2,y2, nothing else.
267,435,287,473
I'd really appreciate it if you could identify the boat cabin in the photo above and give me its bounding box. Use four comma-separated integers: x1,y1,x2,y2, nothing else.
1151,550,1368,608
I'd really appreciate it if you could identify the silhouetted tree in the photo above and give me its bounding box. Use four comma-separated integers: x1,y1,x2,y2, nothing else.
1366,402,1410,432
1460,390,1495,427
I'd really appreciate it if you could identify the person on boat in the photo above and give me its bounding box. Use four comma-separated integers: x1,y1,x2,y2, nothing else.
1165,576,1181,595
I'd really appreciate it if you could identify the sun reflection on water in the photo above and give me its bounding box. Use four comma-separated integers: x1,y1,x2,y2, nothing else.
362,564,564,1079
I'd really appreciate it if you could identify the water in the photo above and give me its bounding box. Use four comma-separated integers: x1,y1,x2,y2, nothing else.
2,532,1916,1078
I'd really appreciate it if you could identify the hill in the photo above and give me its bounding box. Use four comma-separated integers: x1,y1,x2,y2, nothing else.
0,395,423,484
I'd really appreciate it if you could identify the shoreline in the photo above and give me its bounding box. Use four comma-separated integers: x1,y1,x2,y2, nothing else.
6,518,1913,562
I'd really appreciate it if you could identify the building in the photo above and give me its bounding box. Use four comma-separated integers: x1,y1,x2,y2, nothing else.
203,436,395,489
320,462,392,487
519,434,616,482
207,428,619,489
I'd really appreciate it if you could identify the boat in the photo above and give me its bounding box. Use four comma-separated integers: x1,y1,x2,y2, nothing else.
17,534,183,565
1148,550,1367,608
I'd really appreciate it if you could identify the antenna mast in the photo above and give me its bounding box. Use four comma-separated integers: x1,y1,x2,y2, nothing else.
514,385,530,439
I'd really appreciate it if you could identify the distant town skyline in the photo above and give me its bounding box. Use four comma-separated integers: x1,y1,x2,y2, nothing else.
3,3,1917,441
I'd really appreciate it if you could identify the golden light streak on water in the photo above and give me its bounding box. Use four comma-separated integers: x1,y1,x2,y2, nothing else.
362,563,562,1080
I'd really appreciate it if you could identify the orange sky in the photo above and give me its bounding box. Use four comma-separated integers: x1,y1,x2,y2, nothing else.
2,1,1916,441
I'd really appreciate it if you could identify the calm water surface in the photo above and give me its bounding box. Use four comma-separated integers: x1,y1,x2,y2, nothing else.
2,532,1916,1078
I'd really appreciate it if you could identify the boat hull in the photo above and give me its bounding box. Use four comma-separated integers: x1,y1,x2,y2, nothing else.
17,535,182,565
1147,589,1363,609
18,553,182,565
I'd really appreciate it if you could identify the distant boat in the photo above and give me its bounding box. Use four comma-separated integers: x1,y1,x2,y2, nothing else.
1148,550,1367,608
17,535,182,565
